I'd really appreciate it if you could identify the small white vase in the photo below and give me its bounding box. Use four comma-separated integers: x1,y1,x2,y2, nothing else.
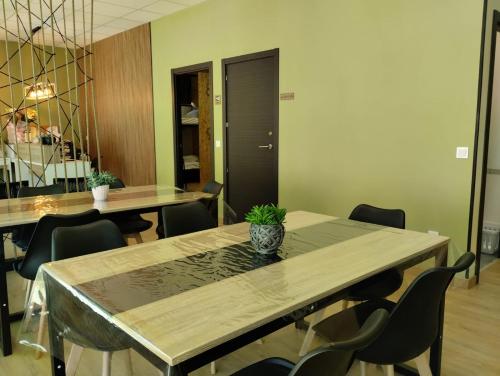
92,185,109,201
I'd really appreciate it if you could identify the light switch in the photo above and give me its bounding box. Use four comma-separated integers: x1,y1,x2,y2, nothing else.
456,147,469,159
215,140,221,148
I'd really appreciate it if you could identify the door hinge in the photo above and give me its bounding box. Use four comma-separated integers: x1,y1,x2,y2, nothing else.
226,168,229,173
225,75,228,81
225,122,229,128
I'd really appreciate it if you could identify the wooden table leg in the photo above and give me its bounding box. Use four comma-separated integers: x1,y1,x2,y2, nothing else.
0,231,12,356
430,244,449,376
434,245,448,268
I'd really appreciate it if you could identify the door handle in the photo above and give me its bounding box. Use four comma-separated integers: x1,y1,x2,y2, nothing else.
258,144,273,150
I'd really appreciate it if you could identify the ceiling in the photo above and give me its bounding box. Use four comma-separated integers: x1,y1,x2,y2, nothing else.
0,0,206,47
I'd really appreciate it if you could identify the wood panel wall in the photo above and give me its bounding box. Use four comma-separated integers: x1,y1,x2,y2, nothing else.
86,23,155,186
197,71,212,187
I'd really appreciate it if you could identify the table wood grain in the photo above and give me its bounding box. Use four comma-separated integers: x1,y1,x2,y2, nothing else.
42,211,449,367
0,185,212,228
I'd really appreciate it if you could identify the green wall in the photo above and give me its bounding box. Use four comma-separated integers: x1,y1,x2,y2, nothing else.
151,0,483,263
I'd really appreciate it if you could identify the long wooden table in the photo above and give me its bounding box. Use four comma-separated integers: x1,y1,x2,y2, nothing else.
0,185,212,356
37,211,449,376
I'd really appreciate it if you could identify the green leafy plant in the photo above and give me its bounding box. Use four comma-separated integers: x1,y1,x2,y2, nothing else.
245,204,287,225
87,171,116,189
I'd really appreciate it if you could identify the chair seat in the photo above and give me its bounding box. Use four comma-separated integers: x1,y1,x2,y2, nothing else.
12,235,30,251
13,259,23,274
11,224,36,251
313,299,396,344
156,222,165,239
230,357,294,376
106,214,153,235
346,268,403,301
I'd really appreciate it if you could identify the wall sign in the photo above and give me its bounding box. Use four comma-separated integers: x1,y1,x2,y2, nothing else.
280,92,295,101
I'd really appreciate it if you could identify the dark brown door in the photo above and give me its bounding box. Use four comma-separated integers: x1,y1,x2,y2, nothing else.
223,49,279,222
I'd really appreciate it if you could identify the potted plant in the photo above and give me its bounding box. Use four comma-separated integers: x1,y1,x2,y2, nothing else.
87,171,116,201
245,204,287,255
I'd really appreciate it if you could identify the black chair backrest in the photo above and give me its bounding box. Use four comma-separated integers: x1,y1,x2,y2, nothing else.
202,181,223,196
349,204,405,229
358,252,475,364
54,178,86,193
48,219,130,353
18,209,101,280
11,184,65,250
290,309,389,376
110,179,125,189
162,201,216,238
0,182,29,199
52,219,127,261
17,184,65,198
201,180,223,215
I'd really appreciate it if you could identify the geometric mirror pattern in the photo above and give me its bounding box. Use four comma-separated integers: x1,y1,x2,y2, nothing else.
0,0,99,195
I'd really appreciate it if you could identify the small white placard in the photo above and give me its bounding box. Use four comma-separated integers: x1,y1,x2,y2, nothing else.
456,147,469,159
280,92,295,101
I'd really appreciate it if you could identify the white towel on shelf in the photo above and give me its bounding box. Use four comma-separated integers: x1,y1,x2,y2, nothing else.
183,155,200,170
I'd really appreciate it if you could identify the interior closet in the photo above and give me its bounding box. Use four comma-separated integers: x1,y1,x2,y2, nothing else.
173,67,213,191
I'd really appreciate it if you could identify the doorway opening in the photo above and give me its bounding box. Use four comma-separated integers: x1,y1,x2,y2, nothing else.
476,11,500,277
172,62,214,191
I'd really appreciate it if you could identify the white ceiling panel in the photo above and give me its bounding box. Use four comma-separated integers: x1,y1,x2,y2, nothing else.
101,0,158,9
0,0,207,46
170,0,206,5
93,2,135,18
144,1,185,15
120,9,162,23
104,18,143,30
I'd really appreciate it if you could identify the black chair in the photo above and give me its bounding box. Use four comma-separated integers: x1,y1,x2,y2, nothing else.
104,179,153,243
49,220,128,375
54,178,86,193
346,204,406,302
14,209,101,281
311,252,475,375
162,201,216,238
11,184,66,251
0,181,29,199
201,180,223,215
231,309,389,376
299,204,405,356
156,181,223,239
52,219,127,260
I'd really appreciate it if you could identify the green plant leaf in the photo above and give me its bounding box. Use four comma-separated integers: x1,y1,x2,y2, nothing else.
87,171,117,189
245,204,287,225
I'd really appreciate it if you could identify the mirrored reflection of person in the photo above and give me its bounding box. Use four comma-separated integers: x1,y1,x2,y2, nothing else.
6,112,27,144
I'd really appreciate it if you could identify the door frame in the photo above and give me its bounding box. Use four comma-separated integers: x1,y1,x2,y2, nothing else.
472,8,500,281
221,49,279,220
171,61,215,188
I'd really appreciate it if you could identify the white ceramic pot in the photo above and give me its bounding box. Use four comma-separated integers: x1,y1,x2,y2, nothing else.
92,185,109,201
